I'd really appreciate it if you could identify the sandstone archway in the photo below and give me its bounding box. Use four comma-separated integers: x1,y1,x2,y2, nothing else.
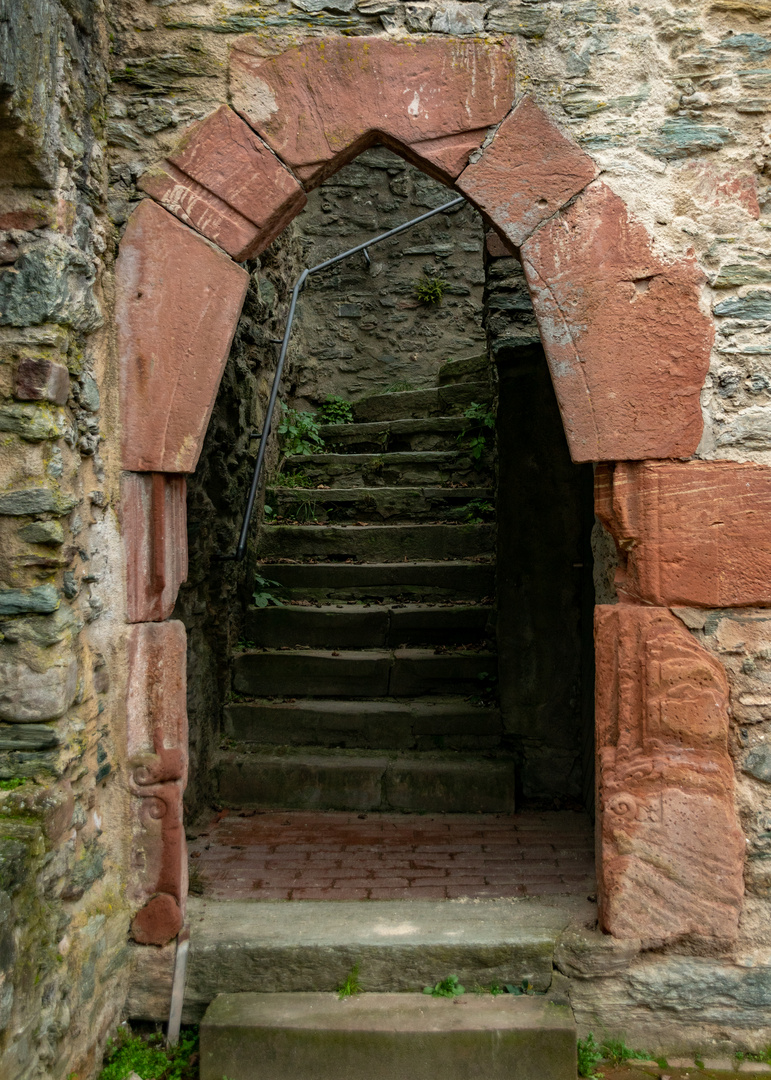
116,34,750,947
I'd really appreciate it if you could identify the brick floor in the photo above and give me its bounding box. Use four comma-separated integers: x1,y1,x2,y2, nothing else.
188,810,596,901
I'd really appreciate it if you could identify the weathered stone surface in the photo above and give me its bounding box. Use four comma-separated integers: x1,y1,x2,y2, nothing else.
0,724,60,750
595,606,744,943
127,621,188,945
0,650,77,723
0,488,77,516
14,357,69,405
521,183,712,461
116,200,248,473
139,105,307,261
200,993,576,1080
121,472,188,623
744,746,771,783
231,36,515,188
18,521,63,546
0,402,68,441
596,461,771,607
0,585,59,615
458,96,596,248
0,243,101,330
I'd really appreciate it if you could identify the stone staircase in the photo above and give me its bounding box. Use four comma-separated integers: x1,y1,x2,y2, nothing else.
218,354,516,815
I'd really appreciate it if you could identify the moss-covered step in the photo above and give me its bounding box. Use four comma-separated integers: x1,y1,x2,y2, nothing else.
216,747,515,813
319,416,466,453
224,697,503,751
200,993,576,1080
353,382,492,422
128,897,577,1022
256,561,495,601
286,450,491,488
267,485,494,523
242,603,493,649
232,648,496,698
256,524,495,561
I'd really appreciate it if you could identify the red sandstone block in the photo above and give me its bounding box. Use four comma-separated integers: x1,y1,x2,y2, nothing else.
14,356,70,404
122,472,187,623
139,106,307,261
596,460,771,607
231,36,514,188
521,182,712,461
458,96,596,248
117,200,248,473
595,606,744,944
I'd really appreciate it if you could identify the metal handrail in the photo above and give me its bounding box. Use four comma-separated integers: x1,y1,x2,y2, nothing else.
231,195,465,561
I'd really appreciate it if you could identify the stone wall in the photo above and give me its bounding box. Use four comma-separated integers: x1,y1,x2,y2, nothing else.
3,0,771,1074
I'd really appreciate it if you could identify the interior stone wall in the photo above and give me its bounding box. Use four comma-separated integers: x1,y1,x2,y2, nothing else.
3,0,771,1075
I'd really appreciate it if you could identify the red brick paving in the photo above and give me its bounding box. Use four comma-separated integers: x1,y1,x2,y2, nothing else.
188,810,595,901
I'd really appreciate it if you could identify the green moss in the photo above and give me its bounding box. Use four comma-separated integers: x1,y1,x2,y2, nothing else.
0,778,26,791
98,1027,199,1080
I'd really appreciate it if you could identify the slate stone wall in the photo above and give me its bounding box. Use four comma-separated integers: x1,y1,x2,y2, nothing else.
4,0,771,1074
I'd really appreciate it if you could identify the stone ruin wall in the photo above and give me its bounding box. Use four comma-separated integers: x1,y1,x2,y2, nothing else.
3,0,771,1075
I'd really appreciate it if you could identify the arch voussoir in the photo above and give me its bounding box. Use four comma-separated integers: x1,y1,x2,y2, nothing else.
230,35,515,189
520,181,713,462
138,105,307,261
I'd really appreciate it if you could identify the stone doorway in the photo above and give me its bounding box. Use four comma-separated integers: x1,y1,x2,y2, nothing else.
118,34,742,959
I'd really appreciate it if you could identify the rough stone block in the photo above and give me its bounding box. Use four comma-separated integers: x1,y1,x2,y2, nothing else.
116,199,248,473
231,36,514,188
596,461,771,607
595,605,744,944
521,182,712,461
200,993,576,1080
458,95,597,248
14,356,69,404
139,105,307,261
121,472,188,623
127,621,188,945
0,649,77,723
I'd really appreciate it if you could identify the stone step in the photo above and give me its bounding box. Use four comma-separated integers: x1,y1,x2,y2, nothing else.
127,896,580,1023
232,648,497,698
224,697,503,751
353,382,492,423
438,352,491,386
267,485,494,523
257,524,495,562
216,747,515,812
319,416,466,453
200,993,576,1080
257,561,495,602
242,604,493,649
285,450,491,489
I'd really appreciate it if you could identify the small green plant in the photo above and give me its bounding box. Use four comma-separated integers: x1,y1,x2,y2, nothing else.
737,1048,771,1064
600,1039,651,1067
278,405,324,456
503,979,533,996
414,274,448,305
252,573,283,609
0,778,26,791
577,1033,603,1080
272,470,313,488
338,963,363,999
383,381,414,394
463,499,494,524
286,493,320,524
319,395,354,425
458,402,495,461
98,1026,199,1080
423,974,465,998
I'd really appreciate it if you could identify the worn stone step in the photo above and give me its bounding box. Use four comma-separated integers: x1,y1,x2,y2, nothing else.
319,416,466,453
242,604,493,649
267,485,494,523
257,524,495,562
257,561,495,602
224,697,503,751
438,352,491,386
127,897,580,1023
232,648,496,698
200,993,576,1080
285,450,491,489
353,382,492,423
216,747,515,812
